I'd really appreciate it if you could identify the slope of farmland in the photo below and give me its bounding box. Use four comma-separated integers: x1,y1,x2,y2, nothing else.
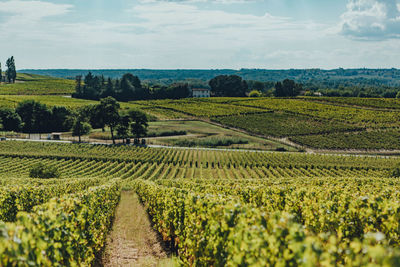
129,97,400,151
2,75,400,151
0,73,75,95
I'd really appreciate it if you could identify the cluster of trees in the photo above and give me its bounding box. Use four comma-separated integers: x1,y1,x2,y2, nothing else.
247,79,302,97
73,72,190,101
206,75,302,98
0,56,17,83
73,97,149,143
274,79,302,97
0,102,72,135
0,97,149,144
208,75,248,97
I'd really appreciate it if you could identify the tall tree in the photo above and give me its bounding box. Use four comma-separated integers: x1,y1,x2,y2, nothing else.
128,109,148,140
16,100,51,138
118,73,143,100
101,77,115,98
99,97,120,144
72,120,91,143
5,57,16,83
75,75,82,95
16,100,36,137
71,107,91,143
116,112,131,143
33,103,52,136
72,72,101,100
0,63,2,83
274,81,284,97
166,83,190,99
50,106,73,132
81,104,106,131
274,79,302,97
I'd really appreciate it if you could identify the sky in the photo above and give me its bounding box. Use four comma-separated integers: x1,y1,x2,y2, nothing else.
0,0,400,69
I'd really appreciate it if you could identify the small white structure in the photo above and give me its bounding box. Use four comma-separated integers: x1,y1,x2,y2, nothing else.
192,88,210,98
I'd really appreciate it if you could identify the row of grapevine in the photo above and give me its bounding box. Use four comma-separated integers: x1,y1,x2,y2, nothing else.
0,180,120,265
291,130,400,150
132,97,400,127
212,112,362,138
232,98,400,127
0,155,141,180
0,141,397,169
2,140,400,265
303,97,400,110
131,179,400,266
0,177,104,222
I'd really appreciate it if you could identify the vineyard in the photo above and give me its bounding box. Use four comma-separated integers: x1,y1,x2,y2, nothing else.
1,83,400,150
1,141,400,264
303,97,400,110
127,97,400,150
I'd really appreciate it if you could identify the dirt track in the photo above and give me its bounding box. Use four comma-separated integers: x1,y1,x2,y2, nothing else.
102,191,172,267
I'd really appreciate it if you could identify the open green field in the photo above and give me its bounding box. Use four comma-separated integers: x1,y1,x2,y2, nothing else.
89,120,296,151
1,141,400,265
0,95,145,110
0,73,75,95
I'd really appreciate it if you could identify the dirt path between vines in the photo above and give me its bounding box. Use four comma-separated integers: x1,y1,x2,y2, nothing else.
102,191,174,267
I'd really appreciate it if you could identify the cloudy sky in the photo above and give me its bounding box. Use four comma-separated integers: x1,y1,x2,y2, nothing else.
0,0,400,69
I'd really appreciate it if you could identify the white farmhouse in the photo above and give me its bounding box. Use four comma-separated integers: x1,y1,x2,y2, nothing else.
192,88,210,98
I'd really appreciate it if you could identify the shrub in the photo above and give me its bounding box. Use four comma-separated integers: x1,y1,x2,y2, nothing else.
147,130,187,137
29,163,60,179
249,90,263,97
172,137,249,148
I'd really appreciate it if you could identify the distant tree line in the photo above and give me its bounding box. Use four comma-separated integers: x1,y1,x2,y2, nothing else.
68,70,400,99
210,76,302,98
21,68,400,88
73,72,190,101
0,97,148,144
73,72,307,100
0,56,17,83
317,86,399,98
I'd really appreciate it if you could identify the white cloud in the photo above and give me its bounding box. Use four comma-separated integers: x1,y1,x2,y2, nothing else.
138,0,257,3
0,0,72,21
0,0,73,46
2,0,400,69
340,0,400,40
129,2,324,37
